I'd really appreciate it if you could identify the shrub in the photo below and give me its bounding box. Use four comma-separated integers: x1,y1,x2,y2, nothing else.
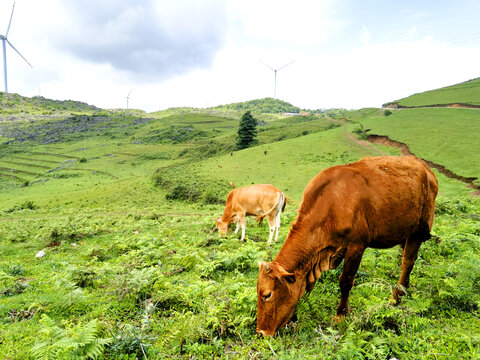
153,165,229,204
202,186,225,204
4,263,25,277
384,109,393,116
4,200,37,213
352,124,370,140
166,184,201,202
107,324,151,358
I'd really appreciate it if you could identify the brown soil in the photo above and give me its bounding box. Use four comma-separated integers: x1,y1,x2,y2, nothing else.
367,134,480,195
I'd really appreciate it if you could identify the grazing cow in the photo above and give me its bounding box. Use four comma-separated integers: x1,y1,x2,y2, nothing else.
256,156,438,337
216,184,286,243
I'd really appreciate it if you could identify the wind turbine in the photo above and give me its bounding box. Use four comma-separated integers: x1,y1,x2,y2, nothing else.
126,89,133,109
260,60,294,99
1,2,32,93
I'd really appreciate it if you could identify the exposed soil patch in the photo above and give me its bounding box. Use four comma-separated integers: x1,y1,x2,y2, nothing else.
367,134,480,194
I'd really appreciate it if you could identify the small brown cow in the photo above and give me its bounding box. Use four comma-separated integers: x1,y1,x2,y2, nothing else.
215,184,286,243
257,156,438,336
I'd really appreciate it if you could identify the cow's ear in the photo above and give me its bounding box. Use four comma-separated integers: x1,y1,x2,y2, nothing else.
259,261,272,273
276,265,296,284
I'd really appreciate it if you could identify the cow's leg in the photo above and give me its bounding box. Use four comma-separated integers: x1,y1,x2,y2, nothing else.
266,215,275,243
274,210,281,242
393,238,422,304
239,215,247,241
334,245,365,321
234,221,240,234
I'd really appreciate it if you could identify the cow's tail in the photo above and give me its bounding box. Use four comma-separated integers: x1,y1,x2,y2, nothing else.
257,192,286,225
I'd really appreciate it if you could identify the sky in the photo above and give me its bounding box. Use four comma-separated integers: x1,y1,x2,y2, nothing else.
1,0,480,112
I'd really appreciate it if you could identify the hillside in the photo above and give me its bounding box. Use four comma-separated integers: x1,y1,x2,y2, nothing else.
0,95,345,208
352,108,480,182
0,92,101,119
0,91,479,359
384,77,480,107
214,97,300,114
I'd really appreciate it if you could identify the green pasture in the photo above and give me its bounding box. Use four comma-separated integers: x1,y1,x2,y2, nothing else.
199,126,396,201
357,108,480,180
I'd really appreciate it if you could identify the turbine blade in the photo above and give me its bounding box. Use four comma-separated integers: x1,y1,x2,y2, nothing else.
6,2,16,37
278,60,294,71
6,39,32,67
127,88,133,97
259,60,275,71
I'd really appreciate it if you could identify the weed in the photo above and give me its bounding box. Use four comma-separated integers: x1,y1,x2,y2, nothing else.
30,315,111,359
4,263,25,277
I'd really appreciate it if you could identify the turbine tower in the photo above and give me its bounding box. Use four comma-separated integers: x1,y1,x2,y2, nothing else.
1,2,32,93
260,60,294,99
126,89,133,109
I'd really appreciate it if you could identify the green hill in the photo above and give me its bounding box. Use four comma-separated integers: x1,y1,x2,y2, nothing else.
214,97,301,114
384,77,480,107
0,92,101,118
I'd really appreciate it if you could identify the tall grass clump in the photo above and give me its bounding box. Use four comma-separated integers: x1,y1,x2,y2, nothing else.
153,164,229,204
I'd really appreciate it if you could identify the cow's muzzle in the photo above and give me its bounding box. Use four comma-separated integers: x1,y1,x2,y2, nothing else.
257,329,275,337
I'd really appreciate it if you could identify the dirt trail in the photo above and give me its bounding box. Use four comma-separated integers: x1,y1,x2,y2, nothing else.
367,134,480,195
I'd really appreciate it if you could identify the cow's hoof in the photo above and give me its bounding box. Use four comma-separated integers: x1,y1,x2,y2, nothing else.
333,314,344,324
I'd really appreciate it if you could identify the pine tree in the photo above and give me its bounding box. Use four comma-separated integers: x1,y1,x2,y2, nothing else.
236,111,258,150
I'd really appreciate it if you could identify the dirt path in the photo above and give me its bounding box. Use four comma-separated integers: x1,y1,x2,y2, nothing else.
367,134,480,195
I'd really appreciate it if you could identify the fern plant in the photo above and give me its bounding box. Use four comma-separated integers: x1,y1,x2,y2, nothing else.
30,314,111,359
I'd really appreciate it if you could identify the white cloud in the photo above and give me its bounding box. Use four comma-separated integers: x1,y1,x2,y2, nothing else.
359,25,371,45
227,0,344,47
1,0,479,112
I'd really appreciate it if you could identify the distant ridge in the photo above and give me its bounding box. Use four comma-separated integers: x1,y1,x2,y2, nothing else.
214,97,300,114
0,92,99,117
384,77,480,108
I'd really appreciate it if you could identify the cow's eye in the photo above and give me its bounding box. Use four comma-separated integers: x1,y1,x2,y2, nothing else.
263,292,272,301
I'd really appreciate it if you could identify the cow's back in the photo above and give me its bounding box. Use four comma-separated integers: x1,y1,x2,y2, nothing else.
297,156,438,248
231,184,281,215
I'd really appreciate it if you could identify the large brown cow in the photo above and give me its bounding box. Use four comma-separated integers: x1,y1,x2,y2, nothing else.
216,184,286,243
256,156,438,336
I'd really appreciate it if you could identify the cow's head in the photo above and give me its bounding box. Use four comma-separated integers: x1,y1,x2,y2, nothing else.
215,217,229,236
256,261,306,337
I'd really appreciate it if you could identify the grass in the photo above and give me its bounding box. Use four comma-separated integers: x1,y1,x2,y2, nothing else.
357,108,480,180
387,77,480,107
0,197,478,359
0,92,479,359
